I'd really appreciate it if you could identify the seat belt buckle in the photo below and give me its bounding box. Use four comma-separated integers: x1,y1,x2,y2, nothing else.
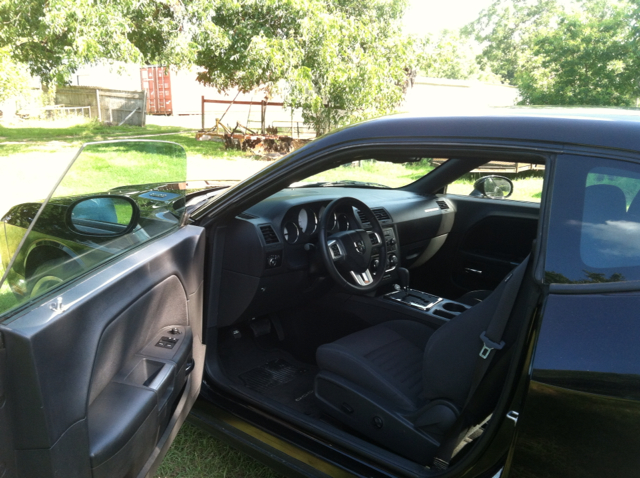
479,331,505,359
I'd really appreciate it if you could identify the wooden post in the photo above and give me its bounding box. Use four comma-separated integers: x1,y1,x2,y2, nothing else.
95,89,102,122
261,100,266,134
201,95,205,131
141,89,147,127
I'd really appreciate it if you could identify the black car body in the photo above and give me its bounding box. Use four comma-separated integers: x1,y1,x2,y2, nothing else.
1,109,639,478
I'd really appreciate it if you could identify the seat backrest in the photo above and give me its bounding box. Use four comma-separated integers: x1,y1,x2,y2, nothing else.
420,257,530,409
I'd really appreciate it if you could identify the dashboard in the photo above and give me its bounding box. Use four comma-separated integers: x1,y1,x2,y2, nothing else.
215,187,456,327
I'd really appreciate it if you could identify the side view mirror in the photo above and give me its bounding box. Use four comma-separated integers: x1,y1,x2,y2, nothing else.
66,195,139,237
471,175,513,199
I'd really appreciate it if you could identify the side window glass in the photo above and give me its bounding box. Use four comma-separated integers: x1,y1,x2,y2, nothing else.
545,156,640,284
581,167,640,269
446,161,545,203
0,141,187,318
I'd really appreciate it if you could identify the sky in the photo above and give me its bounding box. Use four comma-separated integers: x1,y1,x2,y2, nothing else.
403,0,496,36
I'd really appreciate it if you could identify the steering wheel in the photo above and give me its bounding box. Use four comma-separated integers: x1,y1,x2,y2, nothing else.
318,197,387,293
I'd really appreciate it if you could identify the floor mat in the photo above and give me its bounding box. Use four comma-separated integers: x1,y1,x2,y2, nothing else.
218,332,321,416
239,359,308,392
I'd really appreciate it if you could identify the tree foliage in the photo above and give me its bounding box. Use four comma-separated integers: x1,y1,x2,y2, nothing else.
465,0,640,106
415,30,500,82
195,0,411,135
517,0,640,105
0,47,31,104
0,0,216,84
0,0,410,134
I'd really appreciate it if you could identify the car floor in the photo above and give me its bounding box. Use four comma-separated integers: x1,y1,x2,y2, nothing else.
218,329,322,417
215,301,375,427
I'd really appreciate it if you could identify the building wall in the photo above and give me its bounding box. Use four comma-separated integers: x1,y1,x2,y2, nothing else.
402,77,520,113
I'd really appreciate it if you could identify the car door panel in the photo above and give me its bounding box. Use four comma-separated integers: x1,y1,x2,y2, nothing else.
412,196,539,299
506,293,640,477
0,225,205,478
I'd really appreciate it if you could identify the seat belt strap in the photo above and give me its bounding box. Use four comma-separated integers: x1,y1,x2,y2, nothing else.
465,255,530,408
432,254,531,469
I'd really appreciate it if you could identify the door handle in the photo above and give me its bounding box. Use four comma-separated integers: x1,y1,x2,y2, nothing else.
185,358,195,376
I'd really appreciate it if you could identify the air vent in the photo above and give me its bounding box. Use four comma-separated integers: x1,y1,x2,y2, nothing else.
237,212,257,220
259,224,279,244
373,208,391,221
357,207,391,227
436,200,449,210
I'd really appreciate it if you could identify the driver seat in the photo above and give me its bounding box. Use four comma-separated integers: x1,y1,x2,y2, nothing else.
314,257,531,464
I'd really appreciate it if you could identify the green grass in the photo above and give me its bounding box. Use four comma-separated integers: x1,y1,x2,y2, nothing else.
302,159,435,188
0,121,189,143
154,422,282,478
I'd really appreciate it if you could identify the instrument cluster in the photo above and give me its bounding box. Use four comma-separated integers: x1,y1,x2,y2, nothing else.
281,203,355,245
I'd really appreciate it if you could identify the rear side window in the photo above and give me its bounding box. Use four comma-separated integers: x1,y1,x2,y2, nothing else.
545,155,640,284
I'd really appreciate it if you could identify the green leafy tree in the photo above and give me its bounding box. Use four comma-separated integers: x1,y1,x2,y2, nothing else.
517,0,640,105
195,0,411,135
0,0,216,84
0,0,410,134
466,0,640,105
0,47,31,103
415,30,500,82
463,0,562,84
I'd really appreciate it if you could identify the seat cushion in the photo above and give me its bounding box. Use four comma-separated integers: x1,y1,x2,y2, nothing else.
316,320,435,410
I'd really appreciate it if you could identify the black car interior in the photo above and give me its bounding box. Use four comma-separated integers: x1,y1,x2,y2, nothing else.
204,154,544,468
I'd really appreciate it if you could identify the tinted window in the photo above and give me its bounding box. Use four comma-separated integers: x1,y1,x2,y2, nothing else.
545,155,640,284
0,141,187,318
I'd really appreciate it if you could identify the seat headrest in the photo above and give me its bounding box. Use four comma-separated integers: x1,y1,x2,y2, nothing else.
582,184,627,224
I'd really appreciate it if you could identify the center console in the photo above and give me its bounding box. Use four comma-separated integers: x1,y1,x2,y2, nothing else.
385,288,469,320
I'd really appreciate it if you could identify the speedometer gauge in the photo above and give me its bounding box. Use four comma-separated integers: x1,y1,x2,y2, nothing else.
298,209,308,232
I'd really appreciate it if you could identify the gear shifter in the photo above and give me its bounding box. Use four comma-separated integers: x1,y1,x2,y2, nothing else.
397,267,410,296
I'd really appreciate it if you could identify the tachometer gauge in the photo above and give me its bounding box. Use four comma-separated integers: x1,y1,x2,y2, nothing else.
319,206,337,230
298,209,309,232
308,210,318,234
337,213,350,231
283,221,300,244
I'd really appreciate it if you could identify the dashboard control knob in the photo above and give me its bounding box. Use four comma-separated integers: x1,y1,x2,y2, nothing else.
267,255,278,267
388,254,398,267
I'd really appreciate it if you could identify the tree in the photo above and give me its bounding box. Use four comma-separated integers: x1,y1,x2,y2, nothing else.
195,0,412,135
0,0,411,134
415,30,500,82
465,0,640,106
517,0,640,105
463,0,562,84
0,47,31,104
0,0,213,84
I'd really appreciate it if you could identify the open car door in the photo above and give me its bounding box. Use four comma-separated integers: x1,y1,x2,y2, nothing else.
0,141,206,478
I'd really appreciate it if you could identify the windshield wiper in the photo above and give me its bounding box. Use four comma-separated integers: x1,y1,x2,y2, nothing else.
292,180,390,189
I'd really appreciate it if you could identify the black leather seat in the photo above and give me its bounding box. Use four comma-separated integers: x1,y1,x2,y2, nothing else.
314,258,530,464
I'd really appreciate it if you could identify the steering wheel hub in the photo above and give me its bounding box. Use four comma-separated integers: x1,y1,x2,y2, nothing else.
318,197,387,293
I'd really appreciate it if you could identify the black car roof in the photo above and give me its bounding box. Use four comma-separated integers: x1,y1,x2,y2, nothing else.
309,108,640,153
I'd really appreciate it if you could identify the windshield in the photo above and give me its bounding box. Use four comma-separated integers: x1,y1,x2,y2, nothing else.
292,158,437,189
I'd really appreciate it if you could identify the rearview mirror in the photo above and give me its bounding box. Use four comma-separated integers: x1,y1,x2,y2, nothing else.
66,195,139,237
471,175,513,199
